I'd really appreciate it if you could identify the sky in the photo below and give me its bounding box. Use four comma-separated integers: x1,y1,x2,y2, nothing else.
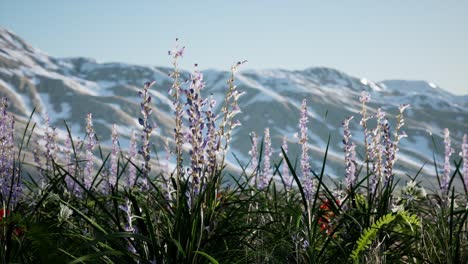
1,0,467,95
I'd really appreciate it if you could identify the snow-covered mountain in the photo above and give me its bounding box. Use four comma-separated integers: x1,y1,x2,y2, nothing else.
0,27,467,180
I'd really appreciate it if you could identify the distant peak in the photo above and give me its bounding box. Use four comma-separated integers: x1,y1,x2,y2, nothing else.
0,27,32,51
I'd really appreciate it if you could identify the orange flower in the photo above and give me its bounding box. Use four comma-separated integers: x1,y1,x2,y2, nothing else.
317,200,339,235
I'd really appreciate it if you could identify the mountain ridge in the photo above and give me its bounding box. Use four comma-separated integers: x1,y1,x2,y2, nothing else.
0,26,466,180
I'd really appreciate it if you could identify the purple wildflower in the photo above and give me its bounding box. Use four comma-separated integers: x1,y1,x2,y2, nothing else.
0,98,21,208
249,132,259,171
369,108,386,194
126,131,137,188
219,61,246,159
281,136,292,189
381,117,394,185
259,127,272,189
168,39,185,177
359,91,373,161
461,134,468,190
43,114,58,172
185,68,205,194
248,132,259,186
359,91,370,104
109,124,119,189
298,99,313,200
119,197,137,256
84,113,97,190
168,38,185,59
138,80,156,191
162,137,173,199
343,116,357,189
203,96,219,178
441,128,454,193
63,135,76,194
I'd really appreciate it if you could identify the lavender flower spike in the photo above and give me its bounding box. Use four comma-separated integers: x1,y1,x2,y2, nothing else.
126,131,138,188
461,134,468,191
441,128,453,193
248,132,259,186
249,132,259,171
185,68,205,195
138,80,156,191
343,116,357,189
0,97,22,208
84,113,97,190
281,136,292,189
259,128,272,189
298,99,313,200
109,124,119,189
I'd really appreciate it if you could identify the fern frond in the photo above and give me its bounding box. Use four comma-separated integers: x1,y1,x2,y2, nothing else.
351,212,397,263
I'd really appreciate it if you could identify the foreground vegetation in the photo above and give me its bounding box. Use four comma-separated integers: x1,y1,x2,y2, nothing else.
0,42,467,263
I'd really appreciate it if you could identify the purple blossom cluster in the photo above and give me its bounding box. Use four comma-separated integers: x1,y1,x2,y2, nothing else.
297,99,313,200
43,114,59,174
127,131,137,188
259,127,272,189
63,135,77,194
359,91,372,161
84,113,97,190
138,80,156,191
168,43,245,197
343,116,356,189
219,61,246,155
204,96,219,177
281,136,292,189
441,128,454,193
168,39,185,177
185,68,206,194
462,134,468,190
0,98,21,208
357,94,410,195
109,124,119,190
381,117,394,185
248,132,259,186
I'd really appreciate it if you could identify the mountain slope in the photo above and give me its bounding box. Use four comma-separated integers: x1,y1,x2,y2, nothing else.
0,27,467,180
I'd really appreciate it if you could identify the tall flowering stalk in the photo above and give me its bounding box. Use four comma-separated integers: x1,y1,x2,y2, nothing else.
63,135,77,194
259,127,272,189
461,134,468,191
43,114,58,175
390,104,409,169
138,81,156,191
343,116,357,189
441,128,454,193
381,117,394,185
248,132,259,186
109,124,119,191
203,96,219,178
0,98,21,209
359,92,372,162
369,108,386,195
120,197,137,256
185,68,205,195
127,131,137,188
84,113,97,190
281,136,292,189
219,61,246,163
168,39,185,178
297,99,313,200
162,137,173,199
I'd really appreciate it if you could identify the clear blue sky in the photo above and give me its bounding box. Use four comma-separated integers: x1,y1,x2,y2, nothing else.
1,0,467,94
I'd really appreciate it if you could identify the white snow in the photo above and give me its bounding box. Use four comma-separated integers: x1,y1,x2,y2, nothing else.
38,93,71,123
238,74,289,104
